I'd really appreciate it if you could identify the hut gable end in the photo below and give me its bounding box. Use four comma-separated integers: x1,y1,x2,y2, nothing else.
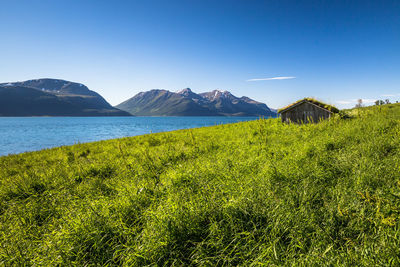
279,98,338,124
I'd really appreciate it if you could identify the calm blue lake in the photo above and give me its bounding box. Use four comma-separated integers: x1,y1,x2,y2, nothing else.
0,117,259,156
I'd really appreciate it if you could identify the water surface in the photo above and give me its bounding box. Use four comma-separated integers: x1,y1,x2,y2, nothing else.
0,117,259,156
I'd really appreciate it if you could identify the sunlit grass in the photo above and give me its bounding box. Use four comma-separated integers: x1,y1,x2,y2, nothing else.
1,104,400,265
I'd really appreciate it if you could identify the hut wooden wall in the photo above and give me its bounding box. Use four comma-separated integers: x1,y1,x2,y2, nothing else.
281,102,331,123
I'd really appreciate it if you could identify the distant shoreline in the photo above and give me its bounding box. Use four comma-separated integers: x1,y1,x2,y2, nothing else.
0,116,263,156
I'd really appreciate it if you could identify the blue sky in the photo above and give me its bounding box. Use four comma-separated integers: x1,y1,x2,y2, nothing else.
0,0,399,109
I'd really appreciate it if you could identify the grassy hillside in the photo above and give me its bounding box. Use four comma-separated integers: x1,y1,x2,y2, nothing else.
1,104,400,265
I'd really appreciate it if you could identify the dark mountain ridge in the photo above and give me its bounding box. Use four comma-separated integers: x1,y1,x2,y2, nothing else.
0,79,130,117
116,88,276,117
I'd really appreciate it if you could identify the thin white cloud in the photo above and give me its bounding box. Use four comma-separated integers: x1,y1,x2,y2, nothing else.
246,76,296,82
360,99,377,104
337,98,377,105
336,100,353,104
381,94,396,97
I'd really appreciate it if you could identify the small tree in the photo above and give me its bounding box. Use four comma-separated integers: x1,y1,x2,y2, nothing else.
355,99,363,108
375,100,385,105
385,99,391,104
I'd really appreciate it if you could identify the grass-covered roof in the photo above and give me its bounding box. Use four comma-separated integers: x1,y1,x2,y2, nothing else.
278,98,340,113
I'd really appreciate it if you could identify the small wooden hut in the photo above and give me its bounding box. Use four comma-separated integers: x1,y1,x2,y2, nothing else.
278,98,339,123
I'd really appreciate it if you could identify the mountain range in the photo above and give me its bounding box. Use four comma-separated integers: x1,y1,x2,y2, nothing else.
0,79,130,116
0,79,276,117
116,88,276,117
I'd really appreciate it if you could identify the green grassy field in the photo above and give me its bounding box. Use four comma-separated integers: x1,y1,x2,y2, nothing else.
1,104,400,265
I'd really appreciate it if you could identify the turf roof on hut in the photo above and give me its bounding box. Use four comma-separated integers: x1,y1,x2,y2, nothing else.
278,98,340,114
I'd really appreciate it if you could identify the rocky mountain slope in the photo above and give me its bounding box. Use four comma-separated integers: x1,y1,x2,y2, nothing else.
0,79,130,116
116,88,276,116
